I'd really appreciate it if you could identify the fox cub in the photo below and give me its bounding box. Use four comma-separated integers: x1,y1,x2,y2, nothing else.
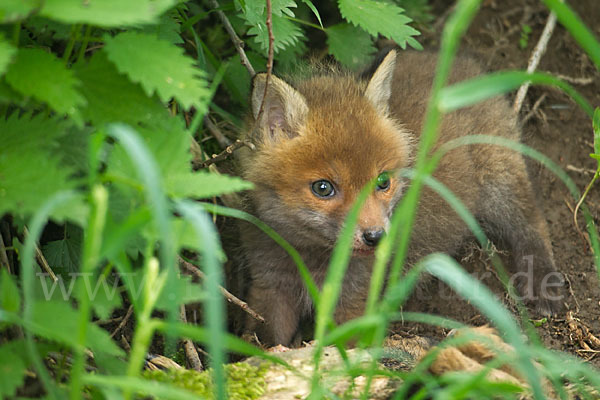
233,50,564,347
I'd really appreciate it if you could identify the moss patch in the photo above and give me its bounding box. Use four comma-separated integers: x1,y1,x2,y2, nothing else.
143,361,270,399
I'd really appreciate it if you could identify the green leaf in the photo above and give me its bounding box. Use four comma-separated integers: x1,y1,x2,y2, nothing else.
0,0,41,23
137,11,183,44
338,0,421,49
75,51,168,126
103,32,209,110
42,225,82,275
0,269,20,313
326,23,376,69
0,113,87,222
301,0,323,27
83,275,123,320
30,300,124,356
106,116,253,199
155,274,206,310
0,344,26,398
247,14,304,54
0,36,17,76
5,48,86,123
39,0,177,27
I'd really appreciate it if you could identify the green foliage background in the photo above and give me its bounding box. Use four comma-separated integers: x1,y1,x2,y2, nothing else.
0,0,599,399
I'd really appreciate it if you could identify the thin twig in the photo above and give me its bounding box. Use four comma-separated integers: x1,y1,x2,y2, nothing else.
0,231,11,273
513,9,558,114
255,0,275,125
178,256,265,323
193,139,255,170
521,93,547,124
179,305,204,371
23,226,58,282
553,74,594,85
110,305,134,339
209,0,255,77
204,116,232,148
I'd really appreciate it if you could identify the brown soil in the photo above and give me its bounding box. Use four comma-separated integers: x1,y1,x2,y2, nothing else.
397,0,600,367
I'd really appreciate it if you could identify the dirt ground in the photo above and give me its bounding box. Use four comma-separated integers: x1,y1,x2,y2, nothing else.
397,0,600,367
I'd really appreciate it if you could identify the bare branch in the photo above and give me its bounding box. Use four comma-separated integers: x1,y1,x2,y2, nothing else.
513,10,557,114
193,139,255,170
110,304,134,339
209,0,255,77
255,0,275,124
179,256,265,323
179,305,204,371
23,226,58,282
204,115,232,148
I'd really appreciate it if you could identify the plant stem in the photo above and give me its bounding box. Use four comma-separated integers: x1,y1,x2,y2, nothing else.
70,185,108,400
77,25,93,63
12,21,21,46
573,170,599,233
63,24,80,64
284,16,325,31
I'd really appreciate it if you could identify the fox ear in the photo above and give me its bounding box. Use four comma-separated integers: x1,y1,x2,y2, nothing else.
365,50,397,115
251,74,308,141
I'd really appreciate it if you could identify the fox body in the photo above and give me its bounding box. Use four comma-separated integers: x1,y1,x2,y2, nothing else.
233,50,563,346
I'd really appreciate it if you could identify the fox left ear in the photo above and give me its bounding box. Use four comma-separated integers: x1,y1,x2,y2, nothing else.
251,74,308,142
365,50,397,115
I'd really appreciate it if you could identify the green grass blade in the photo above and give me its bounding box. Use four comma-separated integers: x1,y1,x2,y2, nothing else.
176,200,227,400
197,202,320,305
22,190,78,400
542,0,600,70
439,70,594,117
423,254,545,399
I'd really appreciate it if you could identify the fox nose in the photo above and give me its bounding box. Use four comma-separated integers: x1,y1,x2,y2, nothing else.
362,228,384,247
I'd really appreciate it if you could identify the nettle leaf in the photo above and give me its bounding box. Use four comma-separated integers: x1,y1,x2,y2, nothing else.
31,300,124,356
0,36,17,76
0,113,87,222
5,48,86,123
155,274,205,310
0,344,26,398
137,11,183,44
0,269,20,313
106,116,253,199
242,0,304,54
0,0,41,23
327,23,376,69
75,51,168,126
338,0,421,50
42,224,83,275
103,32,209,110
39,0,177,27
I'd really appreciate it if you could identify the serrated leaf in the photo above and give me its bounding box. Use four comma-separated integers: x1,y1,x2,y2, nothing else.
338,0,420,49
39,0,177,27
0,113,86,221
103,32,209,110
75,51,168,126
0,36,17,76
0,0,41,23
30,300,124,356
327,23,376,69
0,269,20,313
137,11,183,44
106,116,252,199
42,225,82,275
0,344,26,398
155,274,205,310
167,171,253,199
247,14,304,54
5,49,86,123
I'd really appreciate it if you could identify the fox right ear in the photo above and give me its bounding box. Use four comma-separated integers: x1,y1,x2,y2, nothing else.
251,74,308,141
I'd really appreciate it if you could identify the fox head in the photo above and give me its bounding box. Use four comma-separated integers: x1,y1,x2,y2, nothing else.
241,51,413,256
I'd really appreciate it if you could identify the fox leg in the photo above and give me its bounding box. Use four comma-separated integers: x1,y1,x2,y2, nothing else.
244,285,302,347
477,161,565,316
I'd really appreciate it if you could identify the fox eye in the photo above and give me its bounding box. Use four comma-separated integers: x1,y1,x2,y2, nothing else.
311,180,335,198
376,171,391,191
